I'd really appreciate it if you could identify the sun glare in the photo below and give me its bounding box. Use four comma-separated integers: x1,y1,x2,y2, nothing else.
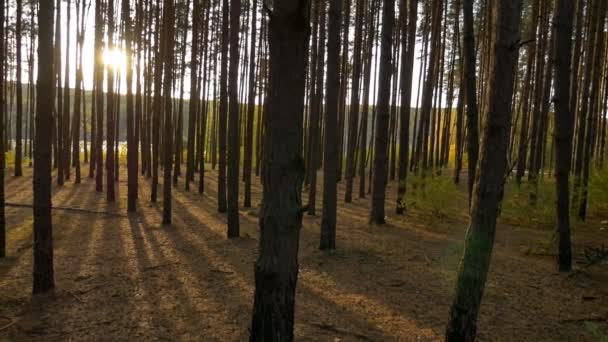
102,48,126,70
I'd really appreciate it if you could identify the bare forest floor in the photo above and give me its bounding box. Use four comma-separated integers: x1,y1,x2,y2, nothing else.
0,163,607,341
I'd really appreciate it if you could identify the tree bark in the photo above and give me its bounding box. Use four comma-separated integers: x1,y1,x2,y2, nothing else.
162,0,176,225
552,0,574,272
249,0,310,339
227,0,241,237
396,0,417,214
369,0,395,224
445,0,522,339
34,0,56,294
320,0,342,250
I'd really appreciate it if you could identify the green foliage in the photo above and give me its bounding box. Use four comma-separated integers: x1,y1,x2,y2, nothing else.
501,178,556,228
584,321,608,342
589,167,608,213
406,173,460,219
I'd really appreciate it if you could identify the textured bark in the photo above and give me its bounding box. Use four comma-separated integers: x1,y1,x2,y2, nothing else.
308,1,326,215
15,0,23,176
94,0,104,193
106,0,116,202
344,0,365,203
151,3,163,202
162,0,176,225
243,0,258,207
249,0,310,338
553,0,573,272
320,0,342,250
125,0,136,212
227,0,241,237
186,0,201,192
369,0,395,224
217,0,229,213
462,0,479,204
445,0,522,339
33,0,56,293
578,0,606,220
396,0,417,214
0,0,4,258
62,0,71,182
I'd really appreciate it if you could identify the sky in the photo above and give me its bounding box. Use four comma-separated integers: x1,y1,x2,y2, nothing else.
8,0,448,108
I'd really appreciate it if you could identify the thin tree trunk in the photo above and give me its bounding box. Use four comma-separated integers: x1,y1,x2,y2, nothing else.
370,0,396,224
227,0,241,237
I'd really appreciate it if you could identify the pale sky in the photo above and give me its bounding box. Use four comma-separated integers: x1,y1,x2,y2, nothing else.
11,0,449,108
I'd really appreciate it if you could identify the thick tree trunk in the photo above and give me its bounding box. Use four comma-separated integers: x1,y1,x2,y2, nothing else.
370,0,395,224
34,0,56,294
249,0,310,339
445,0,522,339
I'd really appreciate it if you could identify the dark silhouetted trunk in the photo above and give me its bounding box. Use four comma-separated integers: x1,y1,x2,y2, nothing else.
396,0,417,214
463,0,478,204
249,0,310,338
370,0,395,224
162,0,176,224
320,0,342,250
34,0,56,294
227,0,241,237
553,0,573,272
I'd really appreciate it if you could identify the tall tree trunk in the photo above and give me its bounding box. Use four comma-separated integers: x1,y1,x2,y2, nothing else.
0,0,5,258
94,0,104,192
125,0,137,212
15,0,23,176
578,0,606,220
344,0,366,203
186,0,201,192
227,0,241,237
249,0,310,338
162,0,176,224
308,0,326,215
462,0,479,204
370,0,396,224
243,0,258,207
34,0,56,294
396,0,417,214
445,0,522,339
217,0,229,213
63,0,72,182
106,0,116,202
553,0,574,272
320,0,342,250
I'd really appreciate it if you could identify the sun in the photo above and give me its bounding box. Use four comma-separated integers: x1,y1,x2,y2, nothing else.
103,48,126,70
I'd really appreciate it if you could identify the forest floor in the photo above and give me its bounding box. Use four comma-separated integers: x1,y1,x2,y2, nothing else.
0,163,607,341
